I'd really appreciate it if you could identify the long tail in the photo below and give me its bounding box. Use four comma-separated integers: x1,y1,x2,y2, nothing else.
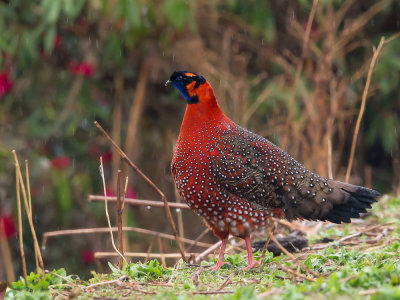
318,181,380,223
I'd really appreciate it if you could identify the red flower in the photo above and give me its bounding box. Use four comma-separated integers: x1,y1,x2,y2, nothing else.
53,35,62,48
101,152,112,164
125,187,137,199
51,156,70,169
0,214,17,239
81,250,94,264
0,72,13,96
69,62,94,78
105,187,114,197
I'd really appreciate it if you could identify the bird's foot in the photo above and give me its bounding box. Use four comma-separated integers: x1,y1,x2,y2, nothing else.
241,260,260,270
211,261,231,271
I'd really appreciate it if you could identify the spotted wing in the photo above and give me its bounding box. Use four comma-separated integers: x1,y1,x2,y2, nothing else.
210,126,379,222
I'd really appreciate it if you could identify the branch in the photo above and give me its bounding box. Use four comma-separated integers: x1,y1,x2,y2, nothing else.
281,0,319,149
345,37,385,182
95,121,187,261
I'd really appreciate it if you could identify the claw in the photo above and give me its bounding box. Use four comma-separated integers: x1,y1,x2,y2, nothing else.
241,260,260,270
211,261,231,271
209,237,229,271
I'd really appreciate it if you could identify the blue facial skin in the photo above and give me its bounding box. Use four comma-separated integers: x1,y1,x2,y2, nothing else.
173,80,191,101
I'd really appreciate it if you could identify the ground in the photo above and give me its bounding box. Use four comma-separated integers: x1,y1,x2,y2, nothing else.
4,195,400,299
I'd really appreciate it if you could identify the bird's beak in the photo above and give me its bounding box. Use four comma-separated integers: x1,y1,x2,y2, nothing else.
165,80,173,87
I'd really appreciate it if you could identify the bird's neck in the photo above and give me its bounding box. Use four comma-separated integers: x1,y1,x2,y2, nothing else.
180,84,233,135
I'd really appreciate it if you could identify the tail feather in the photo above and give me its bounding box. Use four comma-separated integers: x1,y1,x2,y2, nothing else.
320,183,380,224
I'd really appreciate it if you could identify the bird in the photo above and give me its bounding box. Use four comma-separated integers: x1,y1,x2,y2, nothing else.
167,71,380,270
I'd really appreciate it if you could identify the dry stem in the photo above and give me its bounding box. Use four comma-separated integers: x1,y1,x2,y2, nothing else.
281,265,316,282
99,157,127,265
345,37,385,182
174,188,185,245
12,150,45,279
185,228,210,252
88,195,189,210
15,165,27,282
116,170,124,267
270,234,319,278
261,222,276,265
25,160,40,277
157,235,166,268
281,0,319,149
122,176,128,212
94,121,187,262
42,227,212,248
94,252,197,259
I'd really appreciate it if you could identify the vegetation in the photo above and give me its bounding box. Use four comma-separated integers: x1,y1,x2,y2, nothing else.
0,0,399,293
4,195,400,299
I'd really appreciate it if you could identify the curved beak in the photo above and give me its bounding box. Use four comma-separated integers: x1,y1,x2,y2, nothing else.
165,80,173,87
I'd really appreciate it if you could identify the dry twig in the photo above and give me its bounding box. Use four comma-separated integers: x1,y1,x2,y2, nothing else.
99,157,127,265
157,235,166,268
345,37,385,182
88,195,189,210
185,228,210,252
42,227,212,248
270,234,319,278
337,221,394,244
12,150,45,279
281,265,316,282
191,290,233,295
94,252,197,259
25,160,40,277
94,121,187,262
261,222,276,265
116,170,124,267
15,164,27,282
281,0,319,149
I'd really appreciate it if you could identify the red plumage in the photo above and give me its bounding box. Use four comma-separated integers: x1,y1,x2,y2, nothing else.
168,71,379,270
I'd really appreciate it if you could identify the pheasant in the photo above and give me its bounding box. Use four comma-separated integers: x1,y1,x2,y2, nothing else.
167,71,379,270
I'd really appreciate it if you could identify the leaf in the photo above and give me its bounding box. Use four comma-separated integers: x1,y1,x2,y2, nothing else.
125,0,141,28
163,0,190,30
63,0,86,20
52,171,72,215
44,26,56,53
42,0,62,23
108,262,121,275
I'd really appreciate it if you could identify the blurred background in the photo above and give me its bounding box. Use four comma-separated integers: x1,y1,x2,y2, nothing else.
0,0,399,279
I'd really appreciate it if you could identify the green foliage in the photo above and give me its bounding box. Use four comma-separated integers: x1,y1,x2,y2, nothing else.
0,0,399,283
9,268,69,292
226,285,256,300
163,0,191,30
108,260,172,281
227,0,275,42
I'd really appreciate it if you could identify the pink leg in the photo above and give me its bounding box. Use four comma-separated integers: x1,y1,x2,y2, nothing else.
242,236,257,270
211,237,230,271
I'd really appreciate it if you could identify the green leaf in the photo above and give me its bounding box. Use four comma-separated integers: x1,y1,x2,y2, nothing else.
125,0,141,28
163,0,190,30
108,262,121,275
63,0,86,20
44,26,56,53
52,171,72,215
42,0,62,23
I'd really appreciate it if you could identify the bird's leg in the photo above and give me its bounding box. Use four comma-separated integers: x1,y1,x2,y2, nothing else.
211,237,230,271
241,236,257,270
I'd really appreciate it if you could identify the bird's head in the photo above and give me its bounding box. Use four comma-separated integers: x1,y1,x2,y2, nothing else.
165,71,207,104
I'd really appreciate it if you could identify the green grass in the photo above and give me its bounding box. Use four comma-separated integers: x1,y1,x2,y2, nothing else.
5,195,400,299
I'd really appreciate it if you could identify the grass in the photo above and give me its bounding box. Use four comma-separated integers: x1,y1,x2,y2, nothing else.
4,195,400,299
